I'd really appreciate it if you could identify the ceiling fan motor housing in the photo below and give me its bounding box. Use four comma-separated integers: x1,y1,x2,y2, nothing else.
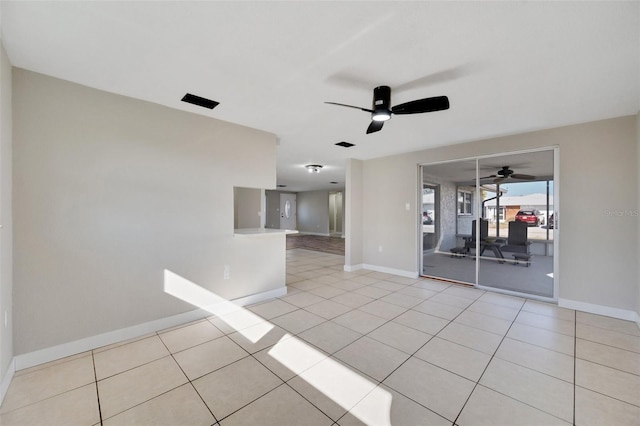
498,166,513,176
372,86,392,121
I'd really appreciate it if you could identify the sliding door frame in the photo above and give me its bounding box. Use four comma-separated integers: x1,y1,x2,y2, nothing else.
418,146,559,302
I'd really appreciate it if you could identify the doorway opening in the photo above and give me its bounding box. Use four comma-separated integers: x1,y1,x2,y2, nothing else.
329,191,344,237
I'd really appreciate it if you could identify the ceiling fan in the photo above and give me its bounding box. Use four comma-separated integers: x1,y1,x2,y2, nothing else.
325,86,449,134
479,166,536,184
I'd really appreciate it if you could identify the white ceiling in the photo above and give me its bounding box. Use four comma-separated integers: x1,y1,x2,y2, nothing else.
1,1,638,192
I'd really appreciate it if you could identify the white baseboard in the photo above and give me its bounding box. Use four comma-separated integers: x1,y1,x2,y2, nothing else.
344,264,363,272
0,358,15,406
558,298,640,326
297,232,330,237
343,263,418,279
362,264,419,279
13,286,286,372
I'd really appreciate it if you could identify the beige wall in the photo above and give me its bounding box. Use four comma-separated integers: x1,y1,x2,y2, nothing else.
0,41,13,384
345,159,363,267
234,187,262,229
349,116,638,315
297,190,330,235
13,69,282,354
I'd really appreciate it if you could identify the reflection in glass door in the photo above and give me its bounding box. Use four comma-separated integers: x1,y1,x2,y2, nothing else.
478,152,555,298
419,149,557,300
422,184,438,252
420,160,477,284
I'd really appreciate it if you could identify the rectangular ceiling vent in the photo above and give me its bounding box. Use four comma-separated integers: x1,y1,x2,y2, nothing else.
335,141,355,148
181,93,219,109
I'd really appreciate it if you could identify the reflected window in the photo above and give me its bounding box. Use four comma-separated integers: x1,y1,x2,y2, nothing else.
458,191,473,215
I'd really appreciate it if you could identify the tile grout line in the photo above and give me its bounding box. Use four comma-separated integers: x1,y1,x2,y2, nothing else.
91,350,104,426
362,290,485,425
451,297,527,425
97,332,225,422
217,333,337,423
246,257,637,423
255,278,455,424
155,331,221,425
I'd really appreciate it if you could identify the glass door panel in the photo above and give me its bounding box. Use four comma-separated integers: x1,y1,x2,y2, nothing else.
477,151,555,298
420,160,477,284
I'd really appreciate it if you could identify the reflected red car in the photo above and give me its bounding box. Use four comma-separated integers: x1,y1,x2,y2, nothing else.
515,209,542,227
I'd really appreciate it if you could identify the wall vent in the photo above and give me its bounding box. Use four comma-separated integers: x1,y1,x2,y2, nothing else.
181,93,219,109
335,141,355,148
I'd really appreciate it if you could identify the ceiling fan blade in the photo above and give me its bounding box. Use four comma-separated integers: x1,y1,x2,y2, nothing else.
511,174,536,180
366,121,384,134
493,177,508,184
475,174,497,180
391,96,449,115
325,102,374,113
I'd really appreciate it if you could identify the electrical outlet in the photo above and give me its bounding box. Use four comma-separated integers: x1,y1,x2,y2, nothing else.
224,265,230,280
378,245,383,253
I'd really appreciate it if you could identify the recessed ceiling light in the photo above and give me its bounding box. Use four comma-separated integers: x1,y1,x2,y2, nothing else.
181,93,219,109
305,164,323,173
335,141,355,148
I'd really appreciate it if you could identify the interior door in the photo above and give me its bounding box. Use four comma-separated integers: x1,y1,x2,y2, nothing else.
279,193,297,230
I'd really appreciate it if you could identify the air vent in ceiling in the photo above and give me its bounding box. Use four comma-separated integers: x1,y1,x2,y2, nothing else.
330,181,339,184
181,93,219,109
277,184,287,188
335,141,355,148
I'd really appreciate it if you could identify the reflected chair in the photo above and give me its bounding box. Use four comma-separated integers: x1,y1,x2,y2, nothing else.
464,219,489,253
501,220,532,254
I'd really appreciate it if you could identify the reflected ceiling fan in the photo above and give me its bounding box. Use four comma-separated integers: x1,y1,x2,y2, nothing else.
479,166,536,184
325,86,449,134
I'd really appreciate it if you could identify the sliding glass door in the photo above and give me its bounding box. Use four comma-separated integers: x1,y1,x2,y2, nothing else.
419,149,557,300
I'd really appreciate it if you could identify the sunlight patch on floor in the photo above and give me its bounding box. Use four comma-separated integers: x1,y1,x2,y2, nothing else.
164,269,392,425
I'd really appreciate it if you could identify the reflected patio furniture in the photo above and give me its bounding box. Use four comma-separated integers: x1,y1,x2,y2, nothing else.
512,252,533,266
501,220,532,254
463,219,506,262
480,236,506,262
450,247,467,258
463,219,489,253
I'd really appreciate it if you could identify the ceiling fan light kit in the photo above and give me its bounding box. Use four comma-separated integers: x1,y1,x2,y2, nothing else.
325,85,450,134
305,164,323,173
371,86,392,122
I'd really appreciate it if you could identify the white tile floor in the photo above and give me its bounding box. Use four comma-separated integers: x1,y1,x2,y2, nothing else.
1,248,639,425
